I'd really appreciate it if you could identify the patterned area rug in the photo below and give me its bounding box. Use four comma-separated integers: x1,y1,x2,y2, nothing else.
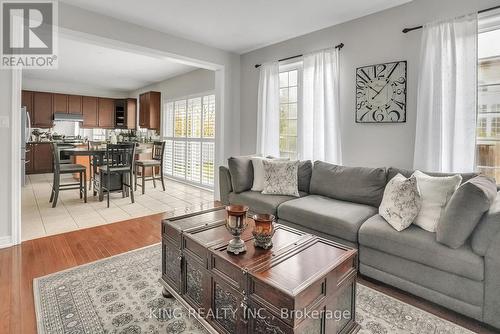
34,244,474,334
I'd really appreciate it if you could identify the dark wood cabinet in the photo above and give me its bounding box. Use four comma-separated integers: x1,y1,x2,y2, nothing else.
82,96,98,128
98,98,115,128
68,95,82,114
139,91,161,131
28,143,53,174
53,93,68,114
21,90,34,126
33,92,53,128
127,98,137,129
25,143,34,174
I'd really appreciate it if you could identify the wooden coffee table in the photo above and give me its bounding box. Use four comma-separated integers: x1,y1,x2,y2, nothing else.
160,207,359,334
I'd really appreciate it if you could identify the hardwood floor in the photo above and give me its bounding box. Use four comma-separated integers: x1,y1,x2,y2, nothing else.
0,207,496,334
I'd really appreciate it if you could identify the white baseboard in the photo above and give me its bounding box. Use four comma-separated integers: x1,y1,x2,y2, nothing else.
0,236,13,249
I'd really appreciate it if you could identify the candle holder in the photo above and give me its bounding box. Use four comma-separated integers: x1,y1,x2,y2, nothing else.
225,205,249,255
252,213,276,250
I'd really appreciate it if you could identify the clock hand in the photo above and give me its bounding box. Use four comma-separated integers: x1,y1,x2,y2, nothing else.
372,81,391,99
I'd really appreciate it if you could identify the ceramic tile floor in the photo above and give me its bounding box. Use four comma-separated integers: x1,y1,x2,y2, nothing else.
21,173,214,241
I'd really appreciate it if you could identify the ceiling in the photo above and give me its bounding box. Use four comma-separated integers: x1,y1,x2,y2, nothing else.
23,37,196,92
61,0,412,54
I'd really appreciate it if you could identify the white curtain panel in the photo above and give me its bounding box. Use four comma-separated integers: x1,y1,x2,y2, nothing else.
300,48,342,163
256,62,280,157
413,13,478,173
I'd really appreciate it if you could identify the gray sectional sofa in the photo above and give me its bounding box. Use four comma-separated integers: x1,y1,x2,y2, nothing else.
219,159,500,329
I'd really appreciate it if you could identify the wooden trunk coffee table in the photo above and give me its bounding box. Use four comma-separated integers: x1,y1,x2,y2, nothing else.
160,207,359,334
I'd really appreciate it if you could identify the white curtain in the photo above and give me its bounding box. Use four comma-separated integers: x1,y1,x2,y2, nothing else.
413,13,478,173
300,48,342,163
256,62,280,157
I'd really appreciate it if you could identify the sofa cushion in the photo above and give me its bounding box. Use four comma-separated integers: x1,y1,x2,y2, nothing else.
228,191,307,216
359,215,484,281
472,192,500,256
262,160,300,197
228,156,255,193
309,161,387,207
387,167,477,184
277,195,378,242
437,176,497,249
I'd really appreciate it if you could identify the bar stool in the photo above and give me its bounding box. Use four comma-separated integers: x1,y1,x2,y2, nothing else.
49,143,87,208
134,141,166,194
99,143,136,208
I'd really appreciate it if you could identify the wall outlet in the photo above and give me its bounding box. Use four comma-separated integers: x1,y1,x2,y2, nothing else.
0,116,10,128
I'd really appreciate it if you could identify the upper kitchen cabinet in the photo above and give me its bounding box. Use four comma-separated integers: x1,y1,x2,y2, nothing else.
82,96,98,128
33,92,54,128
127,98,137,129
68,95,82,114
21,90,34,126
139,91,161,131
53,93,68,114
98,97,115,128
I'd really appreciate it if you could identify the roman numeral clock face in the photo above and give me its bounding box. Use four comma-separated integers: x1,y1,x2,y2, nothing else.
356,61,407,123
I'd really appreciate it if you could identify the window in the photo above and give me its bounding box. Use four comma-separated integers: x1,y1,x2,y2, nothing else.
477,11,500,181
279,64,301,160
163,93,215,188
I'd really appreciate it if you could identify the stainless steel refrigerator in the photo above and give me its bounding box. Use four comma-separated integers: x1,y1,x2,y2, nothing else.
21,107,31,186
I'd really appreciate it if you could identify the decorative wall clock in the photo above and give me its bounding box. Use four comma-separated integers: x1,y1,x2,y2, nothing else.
355,60,407,123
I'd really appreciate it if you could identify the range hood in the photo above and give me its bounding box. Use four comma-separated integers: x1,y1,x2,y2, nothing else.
53,112,84,122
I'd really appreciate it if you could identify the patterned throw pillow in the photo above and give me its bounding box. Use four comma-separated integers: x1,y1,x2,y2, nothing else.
262,160,300,197
379,174,422,231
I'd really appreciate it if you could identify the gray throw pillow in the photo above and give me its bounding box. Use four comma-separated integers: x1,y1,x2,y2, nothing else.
228,156,255,193
309,161,387,207
298,160,313,193
436,175,497,249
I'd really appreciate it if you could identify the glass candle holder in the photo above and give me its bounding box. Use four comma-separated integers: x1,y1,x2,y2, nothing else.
225,205,249,254
252,213,276,249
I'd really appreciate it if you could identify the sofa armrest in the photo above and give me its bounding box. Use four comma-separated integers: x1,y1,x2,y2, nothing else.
483,229,500,328
219,166,232,205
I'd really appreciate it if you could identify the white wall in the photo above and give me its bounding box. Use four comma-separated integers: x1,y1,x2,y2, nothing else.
0,3,240,246
240,0,499,169
22,77,129,98
129,68,215,103
0,71,14,244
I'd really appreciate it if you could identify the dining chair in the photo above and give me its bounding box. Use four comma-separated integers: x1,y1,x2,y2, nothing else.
99,143,136,208
134,141,166,194
49,143,87,208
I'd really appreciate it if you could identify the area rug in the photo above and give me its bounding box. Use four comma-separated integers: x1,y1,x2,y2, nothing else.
34,244,474,334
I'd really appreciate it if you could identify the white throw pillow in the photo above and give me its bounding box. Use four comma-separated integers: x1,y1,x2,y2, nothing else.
262,160,300,197
251,157,268,191
251,157,289,191
379,174,422,231
412,170,462,232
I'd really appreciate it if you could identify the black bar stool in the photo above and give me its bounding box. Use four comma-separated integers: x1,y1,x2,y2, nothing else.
99,143,136,208
49,143,87,208
134,141,166,194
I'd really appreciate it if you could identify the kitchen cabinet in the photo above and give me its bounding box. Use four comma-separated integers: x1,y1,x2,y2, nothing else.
68,95,82,114
139,91,161,131
25,143,34,174
127,98,137,129
82,96,98,128
53,93,68,114
28,142,53,174
33,92,53,128
21,90,34,126
98,98,115,128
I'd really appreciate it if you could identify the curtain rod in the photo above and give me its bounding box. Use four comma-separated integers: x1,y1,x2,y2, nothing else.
403,5,500,33
254,43,344,68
